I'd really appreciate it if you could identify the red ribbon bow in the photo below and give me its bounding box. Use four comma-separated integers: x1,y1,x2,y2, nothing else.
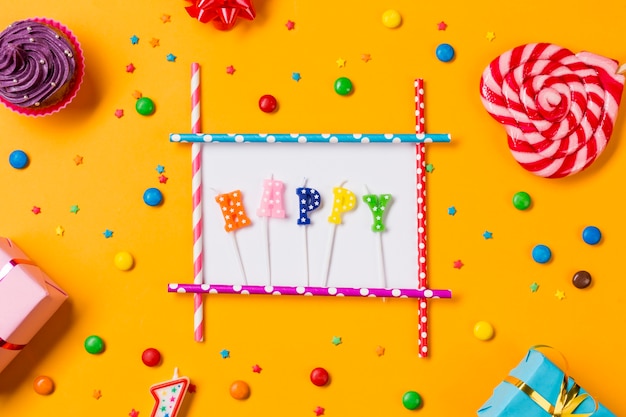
186,0,256,30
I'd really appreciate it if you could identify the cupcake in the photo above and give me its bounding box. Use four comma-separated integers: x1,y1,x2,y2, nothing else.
0,18,84,116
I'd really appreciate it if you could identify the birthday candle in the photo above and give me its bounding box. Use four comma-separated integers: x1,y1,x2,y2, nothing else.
296,185,322,286
215,190,252,232
257,178,286,218
257,178,285,285
322,184,356,287
363,192,392,288
149,368,190,417
363,194,392,232
327,186,356,224
296,187,321,225
214,190,251,283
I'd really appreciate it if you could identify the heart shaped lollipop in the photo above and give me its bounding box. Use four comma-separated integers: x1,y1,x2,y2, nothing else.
480,43,625,178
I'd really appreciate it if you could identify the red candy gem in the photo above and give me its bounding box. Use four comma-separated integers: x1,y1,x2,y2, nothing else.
310,367,329,386
258,94,278,113
142,348,161,367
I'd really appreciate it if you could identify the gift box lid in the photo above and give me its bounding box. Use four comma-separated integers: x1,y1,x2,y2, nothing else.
477,348,614,417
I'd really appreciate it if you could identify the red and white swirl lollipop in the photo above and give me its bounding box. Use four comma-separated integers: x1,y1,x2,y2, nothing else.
480,43,625,178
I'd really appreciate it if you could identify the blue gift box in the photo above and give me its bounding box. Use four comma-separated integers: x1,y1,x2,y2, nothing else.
477,348,615,417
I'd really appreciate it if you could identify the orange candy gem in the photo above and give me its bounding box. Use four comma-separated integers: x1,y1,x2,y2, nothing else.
229,380,250,400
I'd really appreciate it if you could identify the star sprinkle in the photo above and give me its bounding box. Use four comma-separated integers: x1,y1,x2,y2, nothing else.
453,260,464,269
114,109,124,118
437,21,448,30
226,65,236,75
149,38,160,48
425,163,434,173
292,72,301,82
103,229,114,238
129,409,139,417
219,349,230,359
361,53,372,63
530,282,539,292
447,206,457,216
166,53,177,62
188,384,197,393
158,175,168,184
161,14,171,23
93,389,102,399
314,406,325,416
285,20,295,30
56,226,64,237
156,164,165,174
331,336,342,346
336,58,346,68
375,346,385,356
70,205,80,214
132,90,143,99
130,35,139,45
252,364,262,373
32,206,41,215
73,155,84,165
486,31,496,41
555,290,566,300
483,231,493,239
126,63,136,73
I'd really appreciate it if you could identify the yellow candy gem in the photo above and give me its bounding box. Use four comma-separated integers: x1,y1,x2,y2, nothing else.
114,251,134,271
473,321,495,341
381,9,402,28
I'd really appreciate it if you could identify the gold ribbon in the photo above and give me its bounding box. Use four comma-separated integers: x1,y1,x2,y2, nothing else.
503,347,598,417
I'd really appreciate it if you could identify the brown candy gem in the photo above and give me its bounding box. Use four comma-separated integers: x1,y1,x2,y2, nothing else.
572,271,592,289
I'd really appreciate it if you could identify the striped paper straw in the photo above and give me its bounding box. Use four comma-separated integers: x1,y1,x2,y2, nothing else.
191,63,204,342
415,79,429,357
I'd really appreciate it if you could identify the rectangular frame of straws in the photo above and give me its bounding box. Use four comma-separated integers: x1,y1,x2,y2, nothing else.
168,79,452,357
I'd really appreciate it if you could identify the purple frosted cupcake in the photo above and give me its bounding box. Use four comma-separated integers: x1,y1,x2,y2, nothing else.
0,18,84,116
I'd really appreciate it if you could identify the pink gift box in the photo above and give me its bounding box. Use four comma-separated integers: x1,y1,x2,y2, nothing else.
0,238,67,374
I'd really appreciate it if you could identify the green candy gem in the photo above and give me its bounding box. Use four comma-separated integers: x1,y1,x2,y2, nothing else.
334,77,353,96
402,390,422,410
136,97,156,116
84,335,105,354
512,191,531,210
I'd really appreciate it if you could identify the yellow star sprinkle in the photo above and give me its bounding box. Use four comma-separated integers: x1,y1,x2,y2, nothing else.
555,290,566,300
56,226,65,236
336,58,346,68
486,31,496,42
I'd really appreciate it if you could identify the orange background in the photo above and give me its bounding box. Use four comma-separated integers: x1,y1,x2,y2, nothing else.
1,0,625,416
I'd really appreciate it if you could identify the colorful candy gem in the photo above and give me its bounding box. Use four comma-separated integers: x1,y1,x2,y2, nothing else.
582,226,601,245
572,270,592,289
334,77,353,96
229,380,250,400
142,348,162,367
310,367,330,387
512,191,531,210
143,187,164,206
258,94,277,113
531,244,552,264
473,321,495,341
33,375,54,395
9,150,29,169
381,9,402,28
436,43,455,62
84,335,105,354
402,390,422,410
136,97,156,115
114,251,134,271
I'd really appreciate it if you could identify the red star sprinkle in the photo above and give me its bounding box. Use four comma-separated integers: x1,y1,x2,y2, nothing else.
32,206,41,215
252,364,262,373
453,260,464,269
158,175,168,184
114,109,124,118
126,63,136,73
285,20,295,30
437,21,448,30
129,409,139,417
187,384,197,393
226,65,236,75
314,406,325,416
